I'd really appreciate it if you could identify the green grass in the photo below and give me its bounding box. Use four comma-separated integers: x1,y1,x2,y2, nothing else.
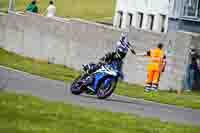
0,48,79,83
116,82,200,109
0,91,199,133
1,48,200,109
0,0,115,23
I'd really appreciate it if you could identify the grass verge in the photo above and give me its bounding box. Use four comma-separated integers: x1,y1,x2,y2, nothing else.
0,48,79,83
0,48,200,109
0,91,199,133
0,0,115,23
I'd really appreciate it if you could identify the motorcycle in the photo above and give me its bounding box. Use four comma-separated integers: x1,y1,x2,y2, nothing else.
70,60,123,99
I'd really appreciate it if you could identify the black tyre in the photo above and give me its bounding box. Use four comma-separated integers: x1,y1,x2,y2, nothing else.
97,77,117,99
70,75,85,95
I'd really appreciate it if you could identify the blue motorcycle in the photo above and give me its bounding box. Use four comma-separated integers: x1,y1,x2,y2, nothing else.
70,61,123,99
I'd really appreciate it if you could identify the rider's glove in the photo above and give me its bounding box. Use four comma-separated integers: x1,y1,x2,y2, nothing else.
127,42,136,55
131,49,136,55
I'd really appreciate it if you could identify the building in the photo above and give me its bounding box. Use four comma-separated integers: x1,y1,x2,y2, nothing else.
169,0,200,33
113,0,169,33
113,0,200,33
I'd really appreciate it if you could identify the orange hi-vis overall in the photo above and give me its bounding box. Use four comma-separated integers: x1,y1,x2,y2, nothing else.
146,48,166,86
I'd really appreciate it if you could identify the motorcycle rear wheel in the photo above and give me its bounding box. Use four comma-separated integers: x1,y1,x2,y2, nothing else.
70,74,86,95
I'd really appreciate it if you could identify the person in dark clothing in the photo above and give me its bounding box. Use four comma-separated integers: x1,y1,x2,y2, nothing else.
83,47,126,74
185,46,200,91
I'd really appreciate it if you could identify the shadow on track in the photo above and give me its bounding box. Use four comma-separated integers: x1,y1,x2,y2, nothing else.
79,94,147,106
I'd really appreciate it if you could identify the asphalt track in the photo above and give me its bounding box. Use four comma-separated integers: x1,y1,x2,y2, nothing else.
0,66,200,126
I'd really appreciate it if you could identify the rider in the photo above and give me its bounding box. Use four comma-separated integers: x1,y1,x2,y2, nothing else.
81,33,136,86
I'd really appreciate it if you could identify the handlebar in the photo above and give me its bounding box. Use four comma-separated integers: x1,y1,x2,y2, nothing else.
128,42,136,55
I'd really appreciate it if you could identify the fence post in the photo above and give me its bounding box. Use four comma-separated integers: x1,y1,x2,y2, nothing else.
8,0,15,11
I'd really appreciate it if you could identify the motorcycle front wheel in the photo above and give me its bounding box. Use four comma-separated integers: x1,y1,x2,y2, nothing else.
97,77,117,99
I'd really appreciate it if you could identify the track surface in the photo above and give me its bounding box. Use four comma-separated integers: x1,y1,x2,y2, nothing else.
0,66,200,125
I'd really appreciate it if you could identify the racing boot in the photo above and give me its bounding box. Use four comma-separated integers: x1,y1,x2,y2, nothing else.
145,84,152,92
151,84,158,92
